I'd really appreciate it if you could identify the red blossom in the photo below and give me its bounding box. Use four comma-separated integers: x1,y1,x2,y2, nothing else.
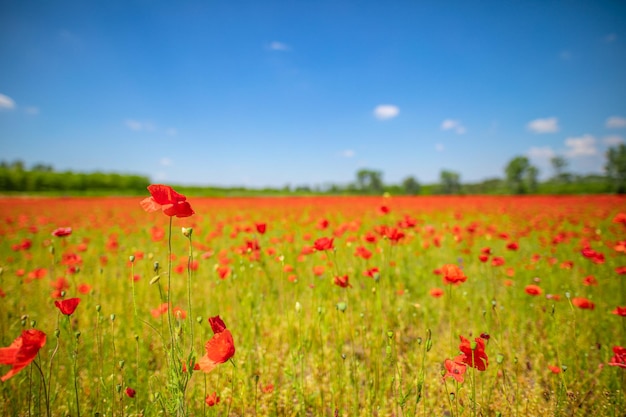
458,335,489,371
125,387,136,398
314,237,334,251
441,264,467,285
0,329,47,381
205,392,220,406
52,227,72,237
255,223,267,234
443,356,467,383
140,184,194,218
608,346,626,368
571,297,595,310
54,297,81,316
198,316,235,374
334,275,352,288
611,306,626,316
525,284,542,296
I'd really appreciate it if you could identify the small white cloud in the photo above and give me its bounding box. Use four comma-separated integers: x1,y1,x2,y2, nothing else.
125,119,155,132
24,106,39,115
373,104,400,120
340,149,355,158
160,157,172,167
166,128,178,136
527,117,559,133
606,116,626,129
604,135,624,146
0,93,16,110
268,41,290,51
440,119,466,134
527,146,556,160
435,143,445,152
565,134,597,157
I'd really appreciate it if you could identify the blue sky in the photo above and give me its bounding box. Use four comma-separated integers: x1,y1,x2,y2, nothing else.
1,0,625,188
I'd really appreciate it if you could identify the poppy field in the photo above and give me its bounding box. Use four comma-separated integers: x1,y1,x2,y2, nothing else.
1,188,626,416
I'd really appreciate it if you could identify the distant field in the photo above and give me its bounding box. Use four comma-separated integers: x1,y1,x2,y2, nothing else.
1,194,625,416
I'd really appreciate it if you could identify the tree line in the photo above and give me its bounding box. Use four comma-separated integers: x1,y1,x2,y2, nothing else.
1,143,625,195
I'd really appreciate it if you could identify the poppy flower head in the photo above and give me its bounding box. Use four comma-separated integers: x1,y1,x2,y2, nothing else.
611,306,626,316
441,264,467,285
525,284,543,296
205,392,220,406
314,237,334,252
443,356,467,383
334,275,352,288
140,184,195,218
198,316,235,374
458,335,489,371
52,227,72,237
0,329,47,381
608,346,626,368
54,297,81,316
571,297,595,310
125,387,136,398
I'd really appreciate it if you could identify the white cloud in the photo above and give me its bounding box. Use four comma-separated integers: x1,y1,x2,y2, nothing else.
268,41,290,51
606,116,626,129
340,149,355,158
435,143,445,152
565,134,597,157
125,119,155,132
527,146,556,160
24,106,39,115
373,104,399,120
160,157,172,167
527,117,559,133
440,119,466,134
604,135,624,146
0,93,16,110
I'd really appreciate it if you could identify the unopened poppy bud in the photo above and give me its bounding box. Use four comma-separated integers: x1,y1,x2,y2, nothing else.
341,353,346,360
54,329,60,338
561,365,568,372
110,314,116,322
470,341,477,350
496,353,505,364
565,292,571,299
60,290,66,297
417,337,423,345
129,255,135,263
196,316,203,324
182,227,193,237
134,334,139,342
295,301,302,313
336,302,347,312
116,384,122,394
449,392,455,401
75,331,81,340
153,262,160,272
96,304,101,312
49,246,55,255
426,338,433,352
149,275,161,285
119,360,125,369
30,320,36,328
387,331,394,339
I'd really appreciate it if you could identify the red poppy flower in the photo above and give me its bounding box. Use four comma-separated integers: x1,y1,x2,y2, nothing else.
612,213,626,226
54,297,81,316
571,297,595,310
198,316,235,373
443,356,467,383
255,223,267,234
140,184,195,218
354,246,372,260
524,284,542,296
314,237,334,251
608,346,626,368
334,275,352,288
612,306,626,316
52,227,72,237
205,392,220,406
548,365,561,374
125,387,136,398
0,329,47,381
582,275,598,286
441,264,467,285
458,335,489,371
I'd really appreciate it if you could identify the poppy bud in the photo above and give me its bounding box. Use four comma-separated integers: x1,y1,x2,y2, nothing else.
75,331,81,340
129,255,135,263
295,302,302,313
96,304,101,312
336,302,347,312
54,329,60,338
182,227,193,237
30,320,36,328
153,262,160,272
110,314,116,322
496,353,505,364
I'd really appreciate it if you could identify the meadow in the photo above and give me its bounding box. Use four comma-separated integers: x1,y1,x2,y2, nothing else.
0,189,625,416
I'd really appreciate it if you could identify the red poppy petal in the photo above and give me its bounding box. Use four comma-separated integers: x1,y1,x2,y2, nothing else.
163,202,195,218
204,330,235,364
148,184,187,205
140,197,161,213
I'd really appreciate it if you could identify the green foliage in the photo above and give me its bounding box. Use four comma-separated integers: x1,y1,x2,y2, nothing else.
438,170,461,194
504,156,539,194
605,143,626,194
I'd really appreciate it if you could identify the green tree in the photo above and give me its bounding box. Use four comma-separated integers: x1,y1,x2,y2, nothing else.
439,170,461,194
355,169,384,194
550,155,571,183
605,143,626,194
505,156,539,194
401,176,421,195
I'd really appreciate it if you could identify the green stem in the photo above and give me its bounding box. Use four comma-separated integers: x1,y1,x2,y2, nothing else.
33,358,51,417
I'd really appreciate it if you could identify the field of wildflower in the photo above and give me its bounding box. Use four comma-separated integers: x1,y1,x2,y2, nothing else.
1,187,625,416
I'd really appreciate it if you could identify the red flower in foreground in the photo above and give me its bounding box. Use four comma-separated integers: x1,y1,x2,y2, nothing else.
314,237,334,251
52,227,72,237
443,356,467,383
608,346,626,368
140,184,194,218
125,387,136,398
458,335,489,371
571,297,595,310
198,316,235,373
54,297,81,316
0,329,47,381
205,392,220,406
441,264,467,285
334,275,352,288
255,223,267,234
525,284,542,296
611,306,626,316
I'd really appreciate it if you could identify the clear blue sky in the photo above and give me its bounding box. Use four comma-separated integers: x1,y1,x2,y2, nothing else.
1,0,625,188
